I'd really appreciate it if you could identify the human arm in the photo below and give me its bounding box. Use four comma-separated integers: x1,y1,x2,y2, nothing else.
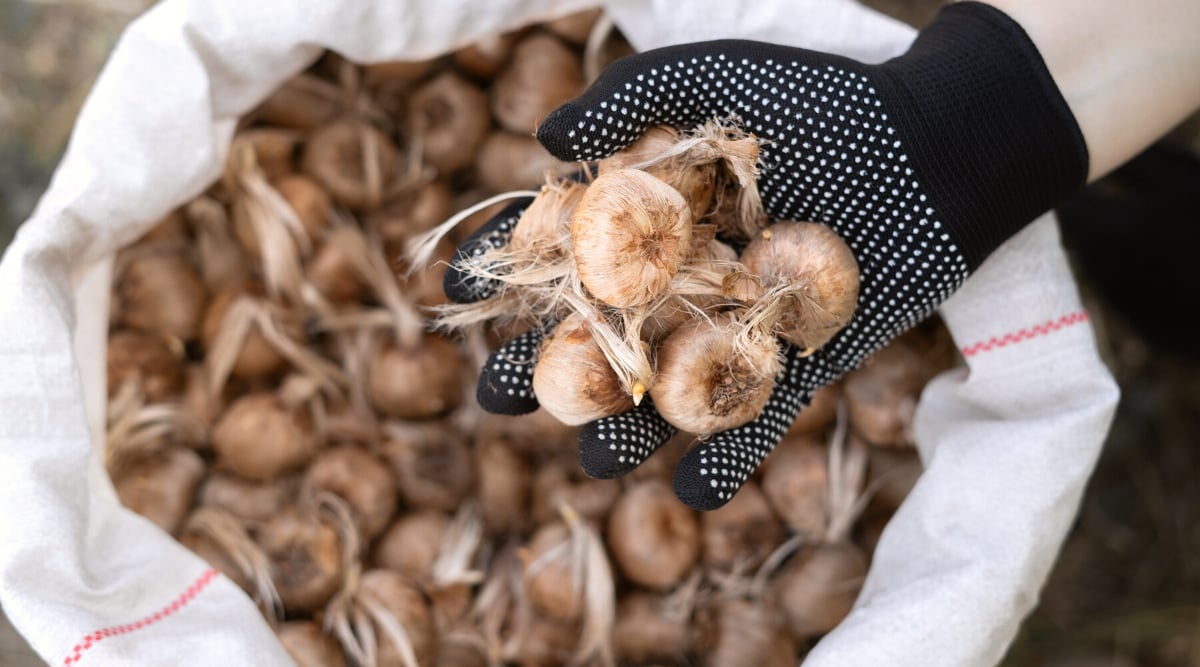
984,0,1200,182
448,0,1197,511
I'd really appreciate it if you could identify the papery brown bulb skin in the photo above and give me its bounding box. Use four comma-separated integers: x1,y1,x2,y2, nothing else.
453,32,517,79
273,174,331,242
360,569,438,667
301,119,398,212
478,409,579,456
599,125,718,221
846,371,918,448
474,435,532,536
368,334,464,420
382,423,474,511
607,480,700,590
434,639,488,667
201,288,289,381
532,314,633,426
305,445,397,538
760,435,828,537
476,132,570,193
613,593,691,664
398,238,454,309
231,129,298,181
521,522,583,621
650,312,781,434
114,446,205,536
138,209,189,245
492,33,583,134
571,168,693,308
866,444,922,510
369,180,453,244
704,599,795,667
447,189,508,241
701,481,783,570
254,74,343,130
638,296,698,343
277,621,347,667
373,510,449,579
117,250,208,341
199,472,292,523
844,325,955,447
531,459,620,525
409,72,492,174
776,542,868,639
513,614,578,667
212,392,315,482
786,382,841,437
306,239,366,303
257,510,344,613
179,529,251,592
363,58,436,84
740,221,860,350
597,126,680,174
106,329,185,402
180,363,225,427
510,180,586,248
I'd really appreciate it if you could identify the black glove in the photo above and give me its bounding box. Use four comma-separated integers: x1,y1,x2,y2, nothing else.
446,2,1087,510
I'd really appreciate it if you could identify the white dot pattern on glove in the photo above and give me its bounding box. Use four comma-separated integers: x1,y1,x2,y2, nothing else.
477,215,518,252
676,349,827,509
561,55,968,367
579,400,675,478
542,48,974,509
476,325,541,414
446,207,524,302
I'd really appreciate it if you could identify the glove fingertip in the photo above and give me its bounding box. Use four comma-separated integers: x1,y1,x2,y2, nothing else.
442,261,497,304
673,442,757,512
577,402,677,479
536,102,591,162
442,201,528,304
476,368,539,415
475,328,542,415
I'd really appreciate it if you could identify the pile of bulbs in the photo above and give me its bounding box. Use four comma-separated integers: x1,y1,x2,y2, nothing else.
104,9,957,666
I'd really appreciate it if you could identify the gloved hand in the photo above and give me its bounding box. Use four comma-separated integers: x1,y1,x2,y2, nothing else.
446,1,1088,510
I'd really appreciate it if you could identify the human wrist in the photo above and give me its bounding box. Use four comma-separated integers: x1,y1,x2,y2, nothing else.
982,0,1200,181
872,1,1088,268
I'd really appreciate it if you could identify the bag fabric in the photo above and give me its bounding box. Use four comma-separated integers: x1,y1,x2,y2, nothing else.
0,1,1118,665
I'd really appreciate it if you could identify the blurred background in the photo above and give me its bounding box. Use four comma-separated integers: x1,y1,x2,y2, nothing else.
2,0,1198,665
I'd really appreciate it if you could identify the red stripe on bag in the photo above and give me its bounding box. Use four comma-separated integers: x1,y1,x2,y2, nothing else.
61,568,219,665
960,311,1089,357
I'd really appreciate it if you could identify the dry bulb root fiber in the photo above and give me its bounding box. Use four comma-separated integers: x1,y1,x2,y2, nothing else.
304,445,397,538
421,116,854,431
302,118,399,212
257,508,345,613
106,329,185,402
102,15,953,666
278,621,347,667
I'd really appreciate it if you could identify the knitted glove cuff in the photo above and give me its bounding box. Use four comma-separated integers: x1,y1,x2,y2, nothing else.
875,1,1089,268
